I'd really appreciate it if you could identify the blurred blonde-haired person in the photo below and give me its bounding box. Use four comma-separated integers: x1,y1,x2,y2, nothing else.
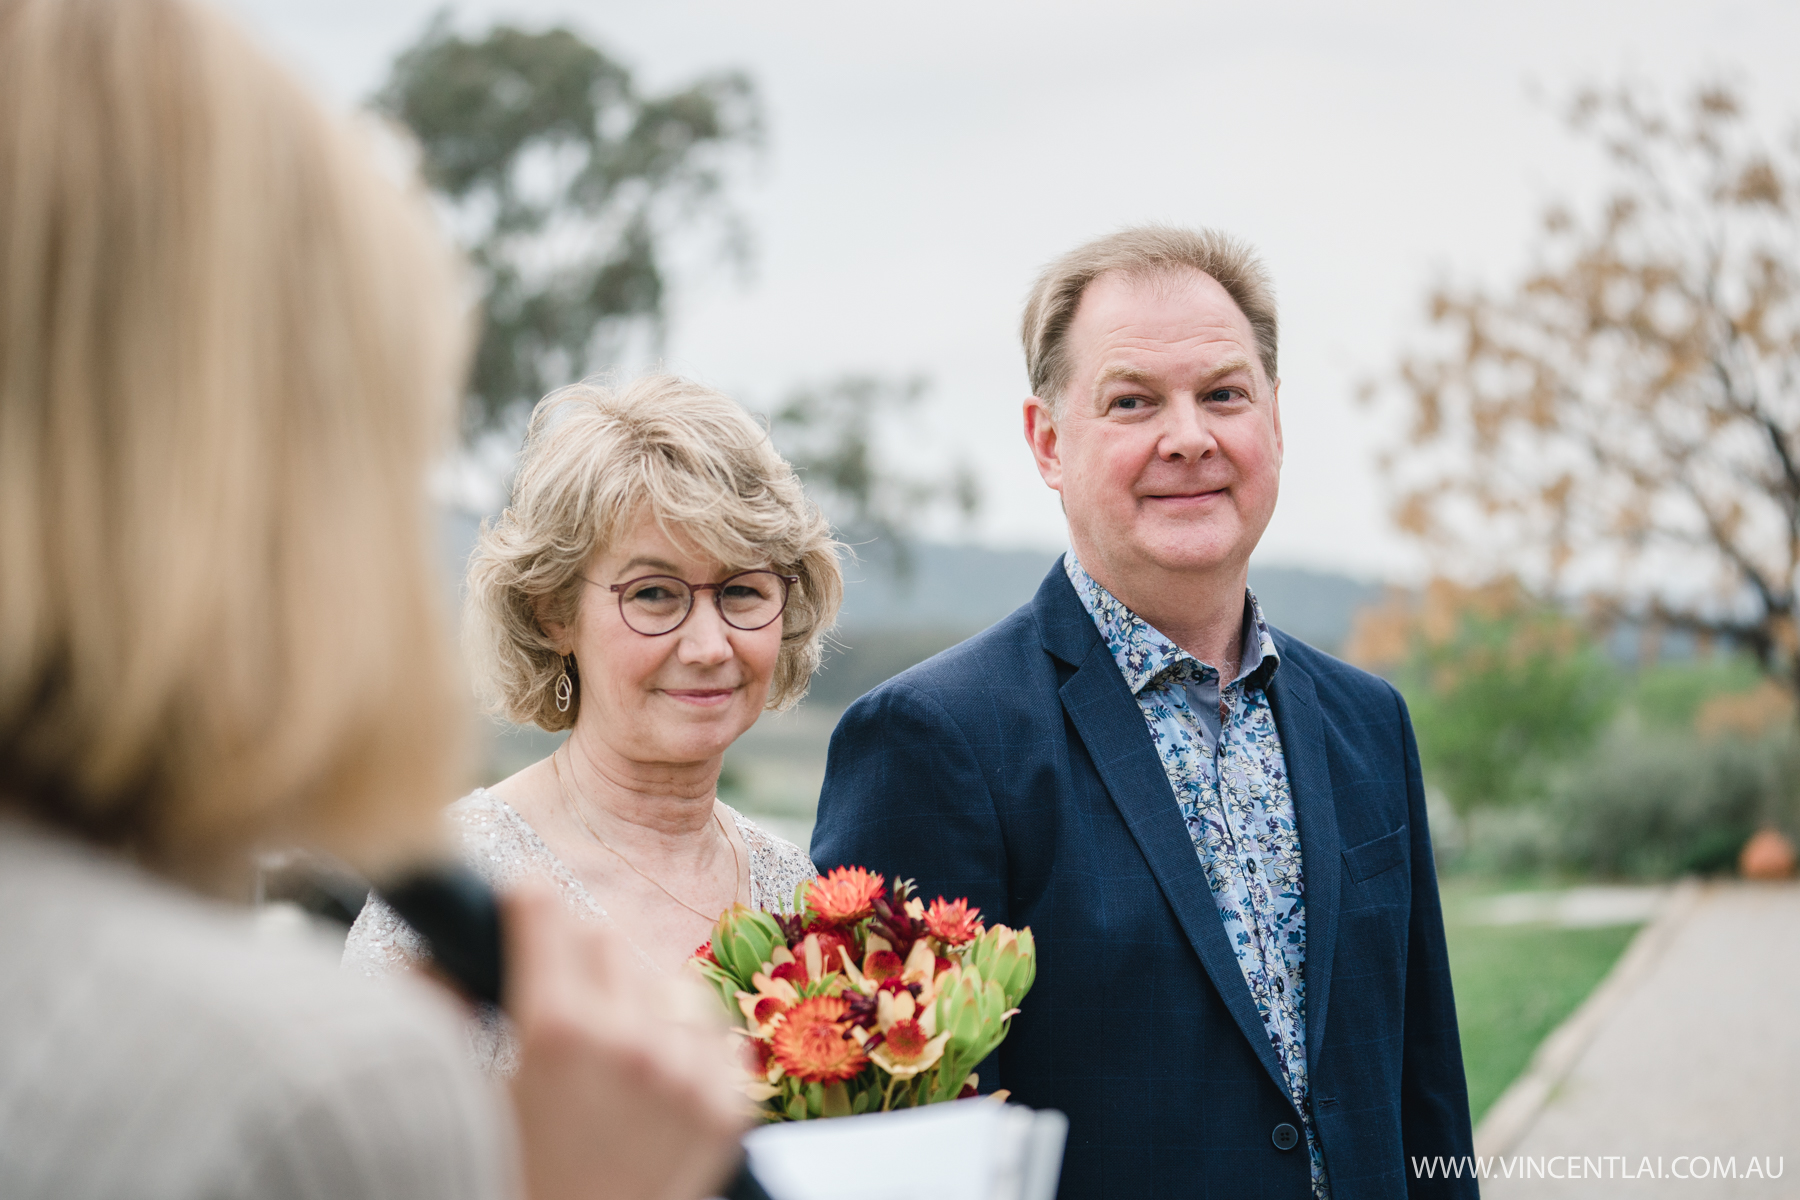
346,375,843,1063
0,1,746,1198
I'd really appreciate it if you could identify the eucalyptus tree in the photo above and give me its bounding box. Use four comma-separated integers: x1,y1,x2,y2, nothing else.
377,16,759,434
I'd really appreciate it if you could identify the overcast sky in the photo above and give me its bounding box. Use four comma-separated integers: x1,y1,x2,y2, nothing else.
222,0,1800,580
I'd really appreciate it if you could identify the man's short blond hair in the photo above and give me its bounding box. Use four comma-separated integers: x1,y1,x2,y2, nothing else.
1021,225,1279,415
0,0,470,885
465,374,844,730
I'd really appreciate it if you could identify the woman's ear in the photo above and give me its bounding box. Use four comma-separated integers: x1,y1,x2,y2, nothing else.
534,597,569,653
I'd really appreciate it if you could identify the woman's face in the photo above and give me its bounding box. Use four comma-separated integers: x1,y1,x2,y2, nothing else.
561,516,786,768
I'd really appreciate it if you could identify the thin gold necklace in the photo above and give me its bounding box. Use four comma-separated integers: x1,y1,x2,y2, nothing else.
551,744,743,923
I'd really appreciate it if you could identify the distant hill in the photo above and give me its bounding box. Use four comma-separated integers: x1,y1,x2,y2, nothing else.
835,542,1380,646
1246,564,1385,655
439,514,1384,717
835,544,1059,632
810,544,1383,709
439,513,1389,816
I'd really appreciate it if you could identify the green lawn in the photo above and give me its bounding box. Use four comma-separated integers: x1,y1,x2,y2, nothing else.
1438,882,1640,1122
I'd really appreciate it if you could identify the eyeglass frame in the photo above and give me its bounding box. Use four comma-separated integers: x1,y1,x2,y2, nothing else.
588,570,801,637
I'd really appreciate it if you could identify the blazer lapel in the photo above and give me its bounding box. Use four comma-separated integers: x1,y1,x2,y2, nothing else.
1035,565,1292,1101
1264,644,1342,1070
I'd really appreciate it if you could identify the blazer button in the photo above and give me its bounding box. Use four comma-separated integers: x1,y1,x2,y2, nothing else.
1271,1123,1300,1151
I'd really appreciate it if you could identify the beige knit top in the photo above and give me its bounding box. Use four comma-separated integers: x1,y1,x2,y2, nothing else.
0,816,514,1200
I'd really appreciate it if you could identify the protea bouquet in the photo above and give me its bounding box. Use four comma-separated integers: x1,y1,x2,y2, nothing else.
690,866,1036,1122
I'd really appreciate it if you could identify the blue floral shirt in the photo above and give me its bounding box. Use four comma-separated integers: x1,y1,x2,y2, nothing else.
1066,554,1327,1198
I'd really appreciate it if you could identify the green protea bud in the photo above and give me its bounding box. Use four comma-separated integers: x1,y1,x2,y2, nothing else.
925,965,1011,1102
937,967,1010,1059
964,925,1036,1009
712,904,785,987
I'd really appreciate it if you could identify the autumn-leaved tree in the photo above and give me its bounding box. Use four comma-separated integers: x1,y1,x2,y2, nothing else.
376,15,758,434
1383,82,1800,711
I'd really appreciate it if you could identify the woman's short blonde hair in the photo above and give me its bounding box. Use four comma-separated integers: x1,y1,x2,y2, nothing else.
466,375,843,730
0,0,469,886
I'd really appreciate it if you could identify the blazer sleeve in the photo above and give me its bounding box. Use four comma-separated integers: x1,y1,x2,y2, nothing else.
810,679,1011,929
1394,685,1480,1198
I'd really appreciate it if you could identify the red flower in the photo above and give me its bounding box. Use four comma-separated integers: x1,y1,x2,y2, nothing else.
884,1018,930,1060
769,996,868,1084
807,867,886,925
924,896,984,946
863,949,904,984
810,926,857,977
693,940,718,965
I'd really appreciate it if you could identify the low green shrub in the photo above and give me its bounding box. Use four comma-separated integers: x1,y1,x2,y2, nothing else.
1546,728,1795,878
1400,610,1619,815
1433,725,1800,880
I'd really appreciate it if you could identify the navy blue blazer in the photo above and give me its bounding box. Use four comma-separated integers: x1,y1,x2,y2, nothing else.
812,561,1476,1199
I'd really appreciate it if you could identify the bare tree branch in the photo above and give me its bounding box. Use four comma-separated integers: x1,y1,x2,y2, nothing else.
1380,80,1800,716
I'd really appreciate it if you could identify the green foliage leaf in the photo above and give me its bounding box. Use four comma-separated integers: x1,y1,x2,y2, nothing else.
712,907,784,983
961,926,1036,1009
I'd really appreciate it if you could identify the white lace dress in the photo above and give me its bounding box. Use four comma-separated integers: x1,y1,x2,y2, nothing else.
342,788,814,1073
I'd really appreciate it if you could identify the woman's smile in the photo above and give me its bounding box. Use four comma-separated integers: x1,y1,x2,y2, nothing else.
660,686,738,707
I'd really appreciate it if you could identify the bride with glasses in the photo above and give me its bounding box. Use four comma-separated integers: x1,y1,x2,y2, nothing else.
346,375,842,1068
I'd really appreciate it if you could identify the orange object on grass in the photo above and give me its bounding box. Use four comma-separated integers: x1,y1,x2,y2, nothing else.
1740,827,1798,880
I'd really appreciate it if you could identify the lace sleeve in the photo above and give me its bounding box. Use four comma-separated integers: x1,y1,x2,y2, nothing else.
734,811,816,914
340,790,574,1079
341,892,429,980
341,887,520,1078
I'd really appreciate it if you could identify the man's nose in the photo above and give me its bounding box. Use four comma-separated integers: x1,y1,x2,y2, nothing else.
1159,392,1218,461
676,596,736,665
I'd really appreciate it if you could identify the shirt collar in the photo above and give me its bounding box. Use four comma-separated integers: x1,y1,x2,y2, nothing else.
1063,552,1280,696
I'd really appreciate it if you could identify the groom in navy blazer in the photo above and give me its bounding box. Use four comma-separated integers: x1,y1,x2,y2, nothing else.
812,227,1477,1198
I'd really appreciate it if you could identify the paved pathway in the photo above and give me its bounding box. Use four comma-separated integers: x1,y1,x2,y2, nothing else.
1475,882,1799,1198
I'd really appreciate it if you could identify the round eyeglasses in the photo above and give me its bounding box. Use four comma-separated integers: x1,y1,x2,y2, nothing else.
595,570,800,637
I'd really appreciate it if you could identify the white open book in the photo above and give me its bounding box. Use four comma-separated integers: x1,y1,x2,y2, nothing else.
742,1102,1068,1200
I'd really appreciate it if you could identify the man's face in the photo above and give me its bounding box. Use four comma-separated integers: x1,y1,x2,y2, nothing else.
1024,268,1283,592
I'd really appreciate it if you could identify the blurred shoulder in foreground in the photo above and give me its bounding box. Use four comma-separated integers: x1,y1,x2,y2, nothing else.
0,815,512,1200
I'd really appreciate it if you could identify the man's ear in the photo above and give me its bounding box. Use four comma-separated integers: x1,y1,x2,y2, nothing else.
1270,377,1284,468
1023,396,1064,491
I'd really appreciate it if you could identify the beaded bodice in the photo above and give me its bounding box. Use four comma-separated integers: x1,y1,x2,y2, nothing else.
342,788,813,1073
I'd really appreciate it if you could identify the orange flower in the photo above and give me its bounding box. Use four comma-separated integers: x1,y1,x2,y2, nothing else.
769,995,868,1084
924,897,984,946
807,866,886,925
